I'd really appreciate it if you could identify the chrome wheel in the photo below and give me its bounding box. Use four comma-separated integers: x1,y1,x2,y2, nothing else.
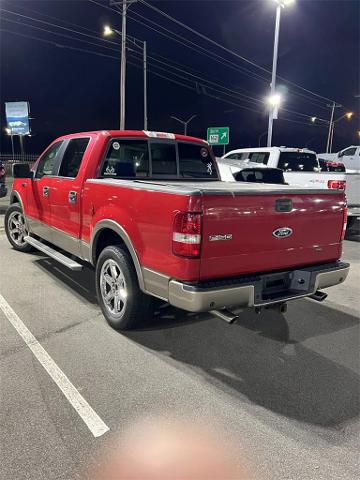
7,211,28,247
100,259,127,318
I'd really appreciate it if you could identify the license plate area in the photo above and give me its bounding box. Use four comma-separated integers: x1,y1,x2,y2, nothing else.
254,269,313,304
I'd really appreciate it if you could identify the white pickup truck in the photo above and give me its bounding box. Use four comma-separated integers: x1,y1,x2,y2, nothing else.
319,146,360,227
217,147,346,191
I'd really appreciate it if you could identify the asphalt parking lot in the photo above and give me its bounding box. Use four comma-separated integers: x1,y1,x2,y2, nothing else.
0,222,359,480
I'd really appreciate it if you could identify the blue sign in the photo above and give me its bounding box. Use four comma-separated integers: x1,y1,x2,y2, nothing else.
5,102,30,135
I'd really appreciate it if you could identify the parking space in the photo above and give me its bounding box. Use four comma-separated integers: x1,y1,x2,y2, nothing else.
0,230,359,480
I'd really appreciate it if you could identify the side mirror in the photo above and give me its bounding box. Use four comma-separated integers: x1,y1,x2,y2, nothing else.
13,163,34,179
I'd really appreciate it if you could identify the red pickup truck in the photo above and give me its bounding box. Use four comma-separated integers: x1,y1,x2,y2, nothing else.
6,130,349,330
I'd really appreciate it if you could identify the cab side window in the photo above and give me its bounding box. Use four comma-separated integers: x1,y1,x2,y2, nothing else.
35,141,63,179
249,152,269,164
58,138,90,178
341,147,357,157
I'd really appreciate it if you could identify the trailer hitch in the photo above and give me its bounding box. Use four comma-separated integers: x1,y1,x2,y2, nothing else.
309,290,328,302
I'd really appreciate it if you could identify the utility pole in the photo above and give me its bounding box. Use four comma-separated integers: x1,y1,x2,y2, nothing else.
143,40,148,130
170,114,197,135
120,0,127,130
326,102,341,153
267,2,281,147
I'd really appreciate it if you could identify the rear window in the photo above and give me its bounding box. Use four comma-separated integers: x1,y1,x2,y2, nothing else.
101,140,149,178
278,152,319,172
178,142,217,178
234,168,285,184
150,142,177,176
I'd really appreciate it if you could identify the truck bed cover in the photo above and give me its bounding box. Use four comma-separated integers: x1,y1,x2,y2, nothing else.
87,178,340,196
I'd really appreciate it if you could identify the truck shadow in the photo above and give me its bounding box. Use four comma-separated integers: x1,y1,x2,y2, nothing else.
127,302,360,430
33,255,360,429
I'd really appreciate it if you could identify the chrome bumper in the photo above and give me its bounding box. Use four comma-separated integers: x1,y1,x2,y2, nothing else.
168,262,350,312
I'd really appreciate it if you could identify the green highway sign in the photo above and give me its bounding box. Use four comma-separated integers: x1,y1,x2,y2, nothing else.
207,127,230,145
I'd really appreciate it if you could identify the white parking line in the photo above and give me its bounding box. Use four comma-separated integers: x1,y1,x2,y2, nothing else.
0,293,109,438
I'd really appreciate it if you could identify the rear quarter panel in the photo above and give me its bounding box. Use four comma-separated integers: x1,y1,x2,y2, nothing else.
81,181,203,281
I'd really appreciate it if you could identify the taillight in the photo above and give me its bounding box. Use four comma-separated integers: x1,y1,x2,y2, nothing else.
172,212,202,258
341,207,347,241
328,180,346,190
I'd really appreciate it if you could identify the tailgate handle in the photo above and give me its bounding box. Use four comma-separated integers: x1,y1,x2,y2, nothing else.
275,199,292,212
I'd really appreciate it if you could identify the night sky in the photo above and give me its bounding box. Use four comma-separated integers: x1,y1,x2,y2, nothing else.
0,0,359,156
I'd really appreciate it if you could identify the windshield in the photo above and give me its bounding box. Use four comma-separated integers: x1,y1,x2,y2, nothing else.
278,152,319,172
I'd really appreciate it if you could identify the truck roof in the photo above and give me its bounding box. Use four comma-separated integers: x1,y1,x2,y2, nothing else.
225,146,316,155
57,130,208,145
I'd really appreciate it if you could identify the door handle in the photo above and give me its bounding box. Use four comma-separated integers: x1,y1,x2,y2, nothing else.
43,186,49,198
68,191,77,204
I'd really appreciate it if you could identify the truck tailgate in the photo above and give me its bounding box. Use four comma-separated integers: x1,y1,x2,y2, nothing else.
200,189,345,280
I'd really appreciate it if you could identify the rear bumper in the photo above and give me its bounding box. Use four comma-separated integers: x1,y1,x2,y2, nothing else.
168,261,350,312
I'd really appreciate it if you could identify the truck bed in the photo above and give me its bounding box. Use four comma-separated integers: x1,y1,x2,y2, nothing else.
86,178,345,281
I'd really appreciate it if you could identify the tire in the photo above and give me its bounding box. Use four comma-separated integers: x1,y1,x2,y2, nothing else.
346,216,357,229
95,245,153,330
5,204,33,253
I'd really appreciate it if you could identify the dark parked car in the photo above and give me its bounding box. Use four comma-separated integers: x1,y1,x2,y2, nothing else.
318,159,346,172
0,161,7,198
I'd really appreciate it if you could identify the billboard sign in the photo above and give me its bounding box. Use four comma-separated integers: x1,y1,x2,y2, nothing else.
5,102,30,135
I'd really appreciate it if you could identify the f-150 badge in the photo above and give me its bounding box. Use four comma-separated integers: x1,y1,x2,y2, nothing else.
209,234,233,242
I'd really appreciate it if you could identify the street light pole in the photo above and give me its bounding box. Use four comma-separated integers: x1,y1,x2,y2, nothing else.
329,111,353,153
326,102,341,153
143,40,148,130
267,3,282,147
120,0,127,130
170,114,197,135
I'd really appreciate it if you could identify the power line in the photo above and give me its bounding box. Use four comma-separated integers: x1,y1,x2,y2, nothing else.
0,7,120,47
13,0,331,113
125,8,336,111
138,0,341,105
1,7,328,123
1,16,120,52
1,25,328,131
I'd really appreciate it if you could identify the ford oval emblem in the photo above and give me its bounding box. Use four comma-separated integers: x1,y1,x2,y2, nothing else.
273,227,293,239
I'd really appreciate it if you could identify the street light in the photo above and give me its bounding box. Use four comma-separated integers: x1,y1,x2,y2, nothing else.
170,114,197,135
310,116,317,123
103,25,113,36
266,0,295,147
103,24,148,130
267,93,282,107
329,111,355,152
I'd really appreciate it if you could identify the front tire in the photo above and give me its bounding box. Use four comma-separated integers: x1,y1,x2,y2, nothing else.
95,245,153,330
5,204,33,252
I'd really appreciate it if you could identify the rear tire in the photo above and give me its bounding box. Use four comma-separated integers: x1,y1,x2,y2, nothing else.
95,245,153,330
346,217,357,229
5,204,33,252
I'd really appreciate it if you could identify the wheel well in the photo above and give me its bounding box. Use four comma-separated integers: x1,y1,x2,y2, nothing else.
10,195,20,204
93,228,127,263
